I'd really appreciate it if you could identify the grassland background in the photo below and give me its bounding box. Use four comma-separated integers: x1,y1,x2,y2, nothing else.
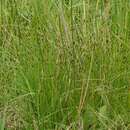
1,0,130,129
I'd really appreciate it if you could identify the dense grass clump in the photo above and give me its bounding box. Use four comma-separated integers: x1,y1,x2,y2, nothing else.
1,0,130,129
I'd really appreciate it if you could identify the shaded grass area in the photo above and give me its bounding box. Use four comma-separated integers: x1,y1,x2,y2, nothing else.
1,0,130,129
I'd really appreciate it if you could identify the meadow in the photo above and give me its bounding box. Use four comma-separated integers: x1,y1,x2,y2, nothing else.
1,0,130,129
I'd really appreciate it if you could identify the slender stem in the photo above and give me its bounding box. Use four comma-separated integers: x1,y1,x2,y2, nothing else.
71,0,76,89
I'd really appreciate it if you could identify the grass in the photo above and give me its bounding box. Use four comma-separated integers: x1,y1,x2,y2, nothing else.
1,0,130,129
